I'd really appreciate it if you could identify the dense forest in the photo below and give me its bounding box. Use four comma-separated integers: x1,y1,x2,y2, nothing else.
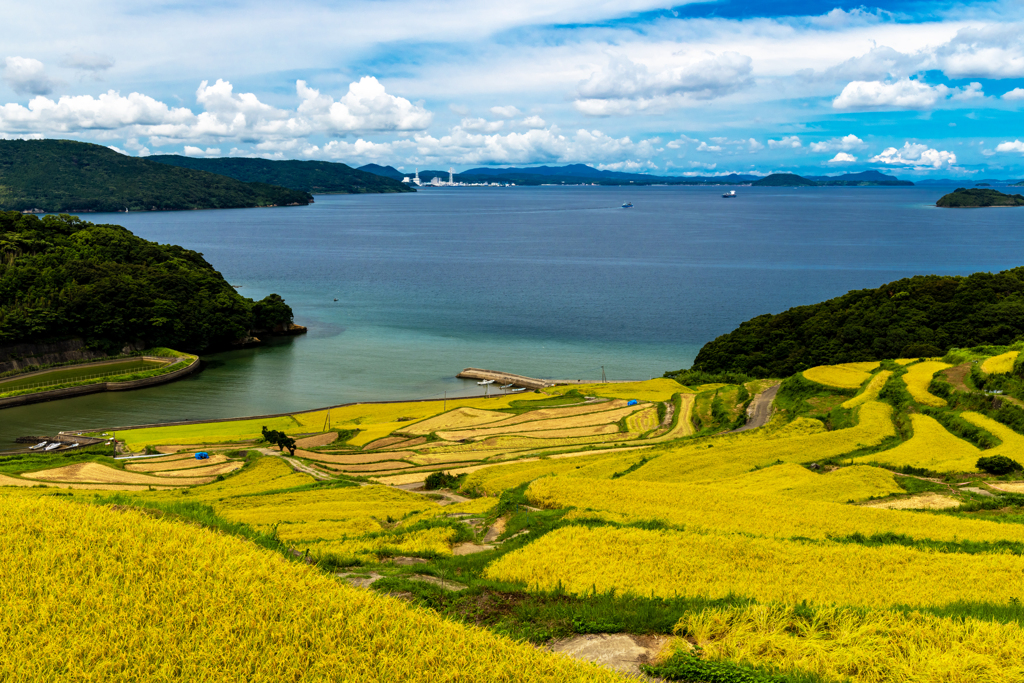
0,211,293,353
936,188,1024,207
0,140,312,213
150,156,413,194
689,268,1024,377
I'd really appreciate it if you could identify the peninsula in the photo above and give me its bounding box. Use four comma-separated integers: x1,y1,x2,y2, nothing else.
150,156,414,195
0,139,312,213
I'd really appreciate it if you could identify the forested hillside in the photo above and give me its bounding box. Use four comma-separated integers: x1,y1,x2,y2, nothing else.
690,269,1024,376
151,156,413,194
0,211,293,353
0,140,311,213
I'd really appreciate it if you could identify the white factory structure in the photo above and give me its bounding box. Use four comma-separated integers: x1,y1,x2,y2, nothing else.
401,167,515,188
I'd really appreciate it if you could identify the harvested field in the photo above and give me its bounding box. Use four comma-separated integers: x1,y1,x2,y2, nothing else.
990,482,1024,493
401,407,509,435
126,454,229,472
373,458,542,486
294,432,338,449
330,461,413,473
437,404,644,440
863,493,960,510
408,451,495,465
0,473,177,491
477,400,626,428
500,424,621,439
22,463,213,486
293,449,415,465
363,436,426,450
155,461,245,478
625,406,658,433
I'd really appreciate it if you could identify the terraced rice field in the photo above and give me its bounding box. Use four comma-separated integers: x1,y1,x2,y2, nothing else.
853,414,979,472
803,363,876,389
902,360,953,406
981,350,1019,374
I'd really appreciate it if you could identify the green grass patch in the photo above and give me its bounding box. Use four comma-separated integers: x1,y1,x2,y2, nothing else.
0,443,117,475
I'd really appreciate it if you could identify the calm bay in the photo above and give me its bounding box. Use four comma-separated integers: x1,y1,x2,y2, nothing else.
3,183,1023,447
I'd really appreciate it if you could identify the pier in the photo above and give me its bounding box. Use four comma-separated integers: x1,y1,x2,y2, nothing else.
456,367,637,389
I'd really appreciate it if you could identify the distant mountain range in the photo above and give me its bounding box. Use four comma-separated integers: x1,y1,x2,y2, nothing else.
357,163,921,187
151,156,413,194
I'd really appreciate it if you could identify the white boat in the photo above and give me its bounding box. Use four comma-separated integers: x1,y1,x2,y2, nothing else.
44,442,62,451
510,387,527,393
476,379,495,385
66,443,79,449
621,201,633,208
500,383,514,389
722,190,737,198
30,441,47,450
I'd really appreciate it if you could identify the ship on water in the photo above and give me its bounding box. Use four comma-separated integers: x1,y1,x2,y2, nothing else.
722,190,737,198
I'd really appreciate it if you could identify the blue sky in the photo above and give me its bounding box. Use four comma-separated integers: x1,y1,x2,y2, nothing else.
2,0,1023,178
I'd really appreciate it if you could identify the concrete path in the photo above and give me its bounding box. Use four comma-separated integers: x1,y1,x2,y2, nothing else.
730,383,780,433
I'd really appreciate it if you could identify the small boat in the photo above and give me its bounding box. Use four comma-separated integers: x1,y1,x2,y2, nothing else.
500,383,514,389
30,441,47,450
510,387,527,393
66,443,79,449
44,442,62,451
621,201,633,208
722,190,737,198
477,379,495,385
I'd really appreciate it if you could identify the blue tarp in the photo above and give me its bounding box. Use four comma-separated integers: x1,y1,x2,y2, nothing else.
195,451,209,460
627,399,638,406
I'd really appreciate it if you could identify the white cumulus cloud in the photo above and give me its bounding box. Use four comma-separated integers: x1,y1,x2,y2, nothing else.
768,136,802,149
518,115,546,129
810,134,865,153
574,52,753,115
2,57,59,96
184,145,222,156
489,105,520,118
827,152,858,164
459,117,504,132
833,78,947,110
296,76,432,133
1003,88,1024,101
995,140,1024,154
869,142,957,169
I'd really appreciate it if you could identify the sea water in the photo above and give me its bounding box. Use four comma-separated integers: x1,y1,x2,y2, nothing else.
3,184,1023,446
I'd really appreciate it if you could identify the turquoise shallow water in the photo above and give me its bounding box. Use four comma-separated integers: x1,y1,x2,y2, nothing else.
3,184,1023,446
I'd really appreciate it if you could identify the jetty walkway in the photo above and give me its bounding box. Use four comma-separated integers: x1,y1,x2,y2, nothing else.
456,367,637,390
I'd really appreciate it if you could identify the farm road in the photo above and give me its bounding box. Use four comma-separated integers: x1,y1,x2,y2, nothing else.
731,383,780,433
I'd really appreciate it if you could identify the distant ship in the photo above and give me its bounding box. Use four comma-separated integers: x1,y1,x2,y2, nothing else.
722,190,737,198
621,201,633,208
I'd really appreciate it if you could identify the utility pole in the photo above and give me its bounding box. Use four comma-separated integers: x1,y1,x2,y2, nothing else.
443,391,447,412
601,366,607,383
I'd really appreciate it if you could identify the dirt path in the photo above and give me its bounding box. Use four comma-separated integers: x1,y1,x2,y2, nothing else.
730,383,780,433
259,448,334,480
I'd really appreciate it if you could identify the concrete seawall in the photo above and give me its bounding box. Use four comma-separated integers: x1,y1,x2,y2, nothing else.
0,356,201,410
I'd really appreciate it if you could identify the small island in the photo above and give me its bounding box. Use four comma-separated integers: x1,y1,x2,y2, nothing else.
936,187,1024,208
752,173,817,187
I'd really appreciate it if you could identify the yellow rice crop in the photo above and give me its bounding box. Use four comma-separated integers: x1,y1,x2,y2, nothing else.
525,475,1024,544
625,401,894,483
436,400,625,435
161,456,313,501
842,370,892,408
0,495,624,682
841,361,882,373
981,350,1019,375
544,378,691,402
463,451,648,495
960,411,1024,458
485,525,1024,609
902,360,952,406
894,358,921,365
306,526,458,560
702,463,901,503
854,414,979,472
295,449,412,465
675,603,1024,683
803,364,873,389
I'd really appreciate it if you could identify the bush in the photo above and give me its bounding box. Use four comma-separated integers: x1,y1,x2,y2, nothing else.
976,455,1023,475
424,471,460,490
900,343,943,358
